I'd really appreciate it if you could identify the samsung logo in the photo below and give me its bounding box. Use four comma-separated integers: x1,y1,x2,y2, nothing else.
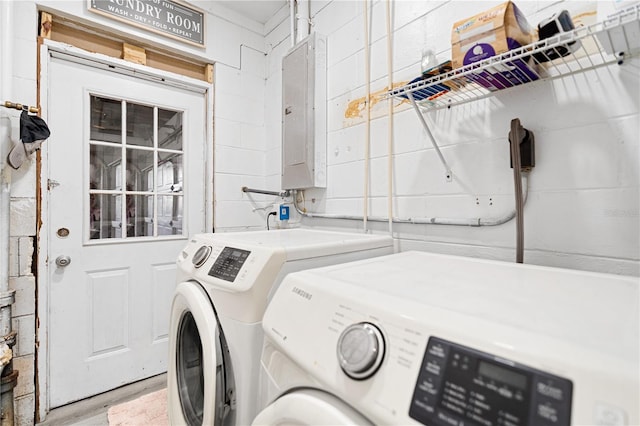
291,287,313,300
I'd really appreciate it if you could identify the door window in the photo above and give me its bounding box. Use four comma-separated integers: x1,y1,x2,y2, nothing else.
89,95,184,240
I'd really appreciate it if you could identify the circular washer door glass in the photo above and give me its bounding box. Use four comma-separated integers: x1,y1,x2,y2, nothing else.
177,311,204,425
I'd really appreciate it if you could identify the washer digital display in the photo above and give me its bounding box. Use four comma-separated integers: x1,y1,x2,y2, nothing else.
409,336,573,426
208,247,251,282
477,359,527,390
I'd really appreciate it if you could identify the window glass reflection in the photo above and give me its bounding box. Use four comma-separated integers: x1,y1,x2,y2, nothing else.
126,148,154,192
127,103,154,147
89,194,122,240
158,109,182,151
158,195,183,236
158,152,183,194
88,97,186,241
90,145,121,191
90,96,122,143
126,195,153,237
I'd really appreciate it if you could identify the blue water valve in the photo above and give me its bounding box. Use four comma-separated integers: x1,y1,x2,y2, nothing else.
279,205,290,221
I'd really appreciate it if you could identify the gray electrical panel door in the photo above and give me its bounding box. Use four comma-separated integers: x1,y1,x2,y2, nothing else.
281,33,326,190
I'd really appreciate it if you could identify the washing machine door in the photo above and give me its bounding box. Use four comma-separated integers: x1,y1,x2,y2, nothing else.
252,389,373,425
168,281,234,426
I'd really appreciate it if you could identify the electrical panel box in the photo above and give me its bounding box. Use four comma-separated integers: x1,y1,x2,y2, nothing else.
281,32,327,190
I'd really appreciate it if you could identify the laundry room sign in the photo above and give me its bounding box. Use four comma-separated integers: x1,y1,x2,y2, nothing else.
89,0,205,47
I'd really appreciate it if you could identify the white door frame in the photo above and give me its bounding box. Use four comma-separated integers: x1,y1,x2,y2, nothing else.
37,39,214,420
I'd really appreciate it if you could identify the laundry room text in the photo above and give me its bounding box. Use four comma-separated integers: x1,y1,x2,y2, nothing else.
89,0,205,46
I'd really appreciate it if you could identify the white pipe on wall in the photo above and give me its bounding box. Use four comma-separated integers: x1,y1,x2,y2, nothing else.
363,0,371,232
295,0,310,42
289,0,295,47
385,0,394,235
294,175,530,227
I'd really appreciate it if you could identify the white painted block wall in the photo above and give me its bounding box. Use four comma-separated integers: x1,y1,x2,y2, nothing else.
214,48,271,230
211,3,294,232
2,1,41,423
2,0,638,424
265,0,639,275
4,1,276,424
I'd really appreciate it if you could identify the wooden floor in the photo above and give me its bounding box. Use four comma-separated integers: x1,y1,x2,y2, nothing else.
36,374,167,426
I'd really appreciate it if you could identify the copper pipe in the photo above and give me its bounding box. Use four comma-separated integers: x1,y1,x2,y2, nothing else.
2,101,39,114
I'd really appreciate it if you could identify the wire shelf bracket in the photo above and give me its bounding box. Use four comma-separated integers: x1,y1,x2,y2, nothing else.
386,5,640,182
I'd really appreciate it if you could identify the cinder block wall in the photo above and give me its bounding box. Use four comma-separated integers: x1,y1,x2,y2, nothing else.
3,1,639,424
5,2,40,421
10,204,37,422
5,0,273,423
264,0,639,275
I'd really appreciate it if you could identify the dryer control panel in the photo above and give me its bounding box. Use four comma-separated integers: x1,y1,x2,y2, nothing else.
409,337,573,426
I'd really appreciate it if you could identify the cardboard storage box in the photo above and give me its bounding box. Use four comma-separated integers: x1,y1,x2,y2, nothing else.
451,1,539,91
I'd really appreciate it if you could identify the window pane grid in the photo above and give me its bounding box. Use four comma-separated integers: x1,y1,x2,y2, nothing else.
89,95,184,241
157,148,183,154
153,106,158,237
121,100,127,237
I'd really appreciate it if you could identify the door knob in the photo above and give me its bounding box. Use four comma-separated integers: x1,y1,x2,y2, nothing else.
55,255,71,267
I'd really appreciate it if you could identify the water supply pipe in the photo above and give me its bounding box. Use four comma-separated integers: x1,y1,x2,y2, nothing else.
362,0,371,232
289,0,295,47
293,174,529,227
242,186,290,198
385,0,394,235
295,0,310,43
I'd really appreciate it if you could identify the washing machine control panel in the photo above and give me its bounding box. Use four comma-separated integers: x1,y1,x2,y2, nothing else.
207,246,251,282
337,322,385,380
409,337,573,426
192,245,212,268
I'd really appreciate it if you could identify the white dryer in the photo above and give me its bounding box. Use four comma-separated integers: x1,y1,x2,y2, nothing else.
254,251,639,426
167,229,393,426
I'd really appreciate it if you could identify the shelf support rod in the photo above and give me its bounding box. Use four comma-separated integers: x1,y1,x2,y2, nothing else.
407,93,452,181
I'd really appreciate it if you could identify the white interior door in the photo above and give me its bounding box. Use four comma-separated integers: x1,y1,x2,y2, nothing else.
46,53,207,407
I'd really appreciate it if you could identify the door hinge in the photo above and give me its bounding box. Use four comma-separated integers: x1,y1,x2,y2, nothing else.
48,179,60,190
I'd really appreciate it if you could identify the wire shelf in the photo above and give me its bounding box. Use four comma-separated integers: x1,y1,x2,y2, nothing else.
387,4,640,111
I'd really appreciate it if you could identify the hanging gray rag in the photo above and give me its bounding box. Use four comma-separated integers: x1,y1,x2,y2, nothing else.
7,110,51,169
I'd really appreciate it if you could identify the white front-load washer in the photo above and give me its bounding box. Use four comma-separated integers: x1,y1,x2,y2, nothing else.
167,228,393,426
254,251,639,426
